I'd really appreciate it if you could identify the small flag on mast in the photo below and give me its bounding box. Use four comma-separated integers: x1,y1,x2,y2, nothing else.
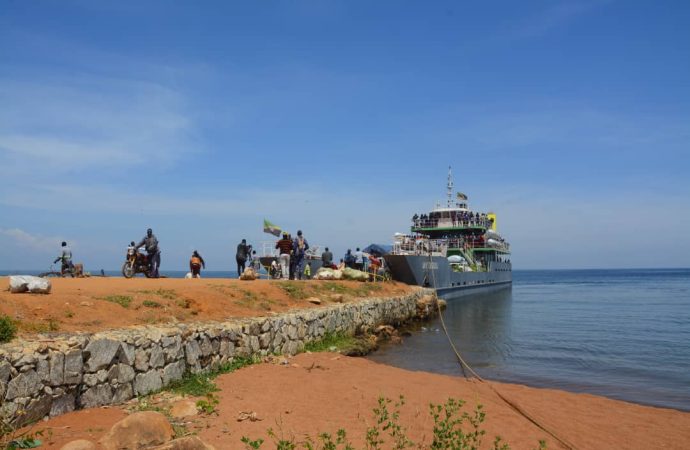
263,219,282,237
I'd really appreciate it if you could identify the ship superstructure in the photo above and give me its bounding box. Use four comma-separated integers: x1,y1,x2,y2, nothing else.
386,167,512,297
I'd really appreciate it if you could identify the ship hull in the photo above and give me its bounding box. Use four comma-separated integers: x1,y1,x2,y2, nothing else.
385,254,512,299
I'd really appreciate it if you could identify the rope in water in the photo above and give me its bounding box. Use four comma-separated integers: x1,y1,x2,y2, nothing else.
427,253,578,450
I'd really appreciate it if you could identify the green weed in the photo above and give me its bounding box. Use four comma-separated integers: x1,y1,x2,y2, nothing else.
196,393,220,415
176,298,192,309
240,395,548,449
166,356,256,397
0,315,17,343
142,300,163,308
17,318,60,334
304,332,357,353
278,282,308,299
101,295,133,308
139,288,178,299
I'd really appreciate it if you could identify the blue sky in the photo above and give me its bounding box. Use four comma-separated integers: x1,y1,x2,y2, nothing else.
1,0,689,270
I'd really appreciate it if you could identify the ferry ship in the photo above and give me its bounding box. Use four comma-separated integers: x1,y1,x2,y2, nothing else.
385,168,512,298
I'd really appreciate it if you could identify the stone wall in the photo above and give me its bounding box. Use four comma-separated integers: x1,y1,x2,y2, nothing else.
1,289,428,425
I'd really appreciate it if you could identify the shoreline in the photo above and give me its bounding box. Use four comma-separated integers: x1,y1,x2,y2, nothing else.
23,353,690,449
3,276,689,449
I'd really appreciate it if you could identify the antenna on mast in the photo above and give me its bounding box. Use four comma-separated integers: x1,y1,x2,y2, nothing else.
446,165,454,207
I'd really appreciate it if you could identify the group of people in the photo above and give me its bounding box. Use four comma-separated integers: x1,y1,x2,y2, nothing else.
342,248,383,276
412,211,493,229
274,230,310,280
55,227,383,280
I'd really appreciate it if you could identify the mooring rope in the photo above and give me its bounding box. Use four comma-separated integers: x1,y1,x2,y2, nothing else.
427,252,578,450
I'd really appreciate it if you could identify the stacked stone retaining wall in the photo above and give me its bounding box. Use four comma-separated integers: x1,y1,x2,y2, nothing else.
1,289,428,425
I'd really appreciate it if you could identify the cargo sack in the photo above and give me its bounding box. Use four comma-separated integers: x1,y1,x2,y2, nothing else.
314,268,335,280
342,267,368,282
9,275,52,294
240,267,257,281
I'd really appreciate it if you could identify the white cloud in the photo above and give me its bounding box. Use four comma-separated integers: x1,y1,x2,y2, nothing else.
0,75,196,173
0,228,67,252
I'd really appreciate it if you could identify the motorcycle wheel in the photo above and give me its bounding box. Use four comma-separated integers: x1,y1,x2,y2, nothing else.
122,262,135,278
144,268,153,278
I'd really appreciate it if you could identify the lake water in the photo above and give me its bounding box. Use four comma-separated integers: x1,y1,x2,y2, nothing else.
367,269,690,412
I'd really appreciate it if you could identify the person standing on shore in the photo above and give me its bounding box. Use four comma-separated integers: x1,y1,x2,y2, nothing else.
321,247,333,269
137,228,160,278
354,247,364,271
292,230,309,280
236,239,250,278
189,250,205,278
344,249,354,268
275,232,292,280
251,250,262,273
54,241,74,275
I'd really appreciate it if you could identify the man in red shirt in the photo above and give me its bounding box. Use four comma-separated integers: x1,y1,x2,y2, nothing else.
275,232,293,280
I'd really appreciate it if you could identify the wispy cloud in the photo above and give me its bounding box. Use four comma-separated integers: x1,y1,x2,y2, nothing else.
0,72,197,175
0,228,67,252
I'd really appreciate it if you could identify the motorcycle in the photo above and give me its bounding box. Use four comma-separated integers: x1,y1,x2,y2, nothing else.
122,247,153,278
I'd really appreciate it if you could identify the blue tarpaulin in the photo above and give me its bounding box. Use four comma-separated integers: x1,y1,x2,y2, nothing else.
363,244,392,256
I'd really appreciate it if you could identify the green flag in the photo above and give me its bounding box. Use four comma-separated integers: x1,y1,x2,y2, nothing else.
263,219,282,237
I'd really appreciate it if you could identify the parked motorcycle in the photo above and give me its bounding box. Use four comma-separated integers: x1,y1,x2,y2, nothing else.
122,246,153,278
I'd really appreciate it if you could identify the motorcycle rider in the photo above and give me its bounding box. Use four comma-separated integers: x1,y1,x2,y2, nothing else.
137,228,161,278
54,241,74,276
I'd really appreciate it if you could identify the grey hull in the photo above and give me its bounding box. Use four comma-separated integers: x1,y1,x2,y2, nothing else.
385,254,512,299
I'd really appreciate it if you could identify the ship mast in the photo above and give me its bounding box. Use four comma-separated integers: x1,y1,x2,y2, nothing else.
446,166,454,208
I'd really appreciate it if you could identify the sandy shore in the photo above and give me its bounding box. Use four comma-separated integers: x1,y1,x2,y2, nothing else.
0,277,412,335
32,353,690,449
4,277,689,449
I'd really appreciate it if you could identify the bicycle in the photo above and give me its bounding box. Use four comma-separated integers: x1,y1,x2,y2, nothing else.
38,263,78,278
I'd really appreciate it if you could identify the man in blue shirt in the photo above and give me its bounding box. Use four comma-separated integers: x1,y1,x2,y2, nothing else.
292,230,309,280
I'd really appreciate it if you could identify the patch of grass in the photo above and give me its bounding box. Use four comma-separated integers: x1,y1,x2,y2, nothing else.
176,298,192,309
17,318,60,334
139,288,178,299
0,315,17,343
318,282,350,294
310,281,384,298
208,284,235,295
132,398,169,414
64,310,74,318
141,313,162,325
351,283,384,297
304,332,357,353
196,393,220,415
241,289,258,301
101,295,133,308
142,300,163,308
167,356,256,397
258,301,272,311
278,282,308,299
168,373,219,397
241,395,546,449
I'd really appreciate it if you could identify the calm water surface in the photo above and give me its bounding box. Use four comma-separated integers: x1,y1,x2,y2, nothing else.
368,269,690,411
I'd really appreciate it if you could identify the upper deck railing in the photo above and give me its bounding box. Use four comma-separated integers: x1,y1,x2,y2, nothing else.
391,235,510,255
411,217,492,230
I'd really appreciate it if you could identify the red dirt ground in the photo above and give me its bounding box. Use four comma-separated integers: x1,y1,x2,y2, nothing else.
0,277,412,336
30,353,690,450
